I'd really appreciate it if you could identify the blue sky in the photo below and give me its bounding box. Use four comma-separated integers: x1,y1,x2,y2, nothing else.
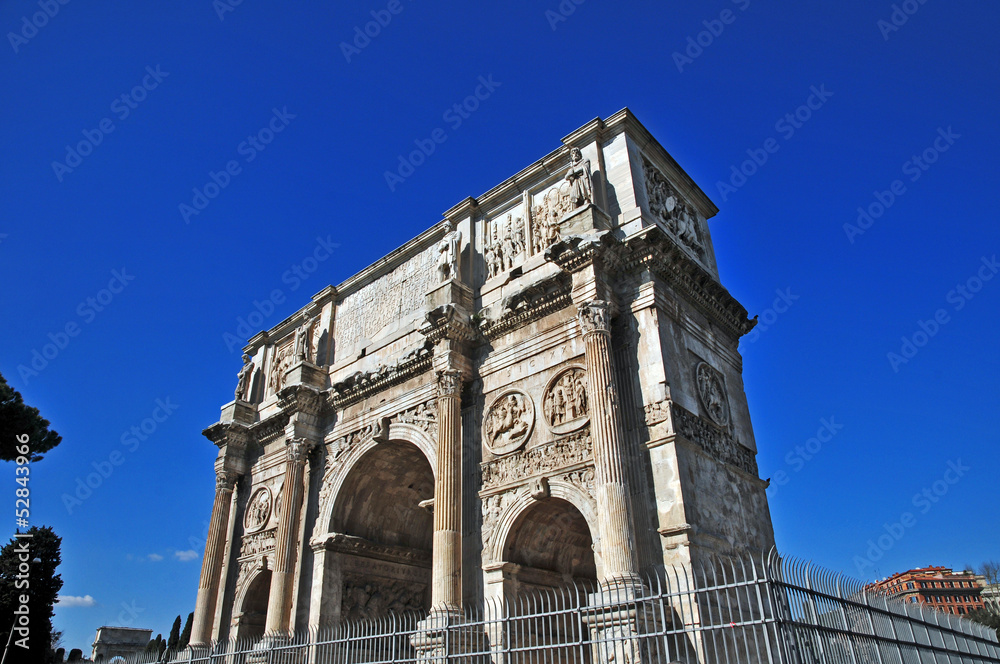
2,0,998,653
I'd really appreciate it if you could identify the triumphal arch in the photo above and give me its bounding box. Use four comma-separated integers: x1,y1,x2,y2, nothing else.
188,109,775,649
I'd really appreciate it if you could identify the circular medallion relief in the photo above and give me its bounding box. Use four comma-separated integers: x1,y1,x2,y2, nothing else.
543,367,590,434
244,486,272,533
695,362,730,427
483,390,534,456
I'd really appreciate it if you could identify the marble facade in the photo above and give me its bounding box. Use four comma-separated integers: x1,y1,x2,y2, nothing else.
189,109,775,648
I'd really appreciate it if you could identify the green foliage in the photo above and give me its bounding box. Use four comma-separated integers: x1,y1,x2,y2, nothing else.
967,608,1000,637
0,526,63,664
179,612,193,649
167,615,181,651
0,372,62,462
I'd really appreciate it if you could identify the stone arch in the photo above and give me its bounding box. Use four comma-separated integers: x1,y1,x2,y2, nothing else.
490,478,602,581
308,422,436,627
314,421,436,540
232,566,271,643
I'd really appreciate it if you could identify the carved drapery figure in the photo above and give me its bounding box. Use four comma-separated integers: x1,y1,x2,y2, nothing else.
643,156,703,256
695,362,730,427
564,147,593,209
436,221,462,282
294,314,313,361
235,353,254,401
484,214,527,279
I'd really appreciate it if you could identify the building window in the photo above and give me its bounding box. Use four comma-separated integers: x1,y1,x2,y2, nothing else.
958,607,966,614
907,582,914,590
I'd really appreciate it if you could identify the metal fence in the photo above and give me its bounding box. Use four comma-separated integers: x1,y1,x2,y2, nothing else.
116,551,1000,664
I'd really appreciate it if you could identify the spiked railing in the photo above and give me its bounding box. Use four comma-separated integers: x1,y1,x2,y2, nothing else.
108,549,1000,664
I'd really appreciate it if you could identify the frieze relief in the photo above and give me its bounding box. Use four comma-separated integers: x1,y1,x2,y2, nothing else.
341,575,427,623
240,527,276,558
335,243,437,352
485,212,527,280
543,367,589,434
531,148,594,252
483,390,534,456
654,400,757,476
266,341,294,395
643,156,703,257
481,429,593,492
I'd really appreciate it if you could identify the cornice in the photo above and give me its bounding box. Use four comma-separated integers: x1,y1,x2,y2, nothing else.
330,343,434,409
623,226,755,339
477,271,573,341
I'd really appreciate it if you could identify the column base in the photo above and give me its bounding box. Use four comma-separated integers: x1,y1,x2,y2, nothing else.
583,583,666,664
411,608,488,662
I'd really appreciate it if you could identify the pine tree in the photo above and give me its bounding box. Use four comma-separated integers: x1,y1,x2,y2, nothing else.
0,371,62,461
179,612,194,649
0,527,63,664
167,615,181,651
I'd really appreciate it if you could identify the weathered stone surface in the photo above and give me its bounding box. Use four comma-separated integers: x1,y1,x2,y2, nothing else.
192,110,774,642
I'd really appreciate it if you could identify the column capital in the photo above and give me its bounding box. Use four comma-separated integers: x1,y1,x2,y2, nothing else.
215,470,238,492
285,437,315,464
577,300,611,337
436,369,463,398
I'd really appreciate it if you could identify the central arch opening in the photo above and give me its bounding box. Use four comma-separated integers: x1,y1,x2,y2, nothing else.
235,568,271,643
330,440,434,621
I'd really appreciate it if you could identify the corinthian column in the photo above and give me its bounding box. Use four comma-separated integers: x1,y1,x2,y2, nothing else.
431,369,463,613
190,470,237,647
264,438,311,636
578,300,640,586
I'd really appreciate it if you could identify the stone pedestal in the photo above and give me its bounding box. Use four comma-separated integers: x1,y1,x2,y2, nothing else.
284,360,325,389
220,399,256,425
582,585,664,664
411,609,486,663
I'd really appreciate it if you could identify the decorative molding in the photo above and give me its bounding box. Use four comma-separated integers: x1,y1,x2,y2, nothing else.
249,411,290,446
317,533,431,568
623,228,756,339
277,384,327,418
477,271,572,340
577,301,610,337
483,389,534,456
544,231,622,275
330,344,433,408
215,470,238,492
481,429,593,493
420,304,476,344
436,369,463,398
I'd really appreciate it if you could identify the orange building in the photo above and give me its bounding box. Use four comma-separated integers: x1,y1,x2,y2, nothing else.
870,566,986,615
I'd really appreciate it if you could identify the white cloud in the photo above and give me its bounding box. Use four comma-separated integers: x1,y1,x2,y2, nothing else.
58,595,96,608
174,550,198,562
147,553,164,562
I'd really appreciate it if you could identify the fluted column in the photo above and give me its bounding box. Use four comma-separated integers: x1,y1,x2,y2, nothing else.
431,369,463,612
190,470,237,647
264,438,311,635
578,300,640,585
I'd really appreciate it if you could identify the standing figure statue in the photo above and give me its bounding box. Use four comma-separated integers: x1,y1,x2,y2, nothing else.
436,221,462,282
235,353,254,401
564,147,593,209
294,313,312,361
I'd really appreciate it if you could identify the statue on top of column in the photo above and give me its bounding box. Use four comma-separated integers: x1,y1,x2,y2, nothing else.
564,147,593,209
235,353,254,402
436,221,462,283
